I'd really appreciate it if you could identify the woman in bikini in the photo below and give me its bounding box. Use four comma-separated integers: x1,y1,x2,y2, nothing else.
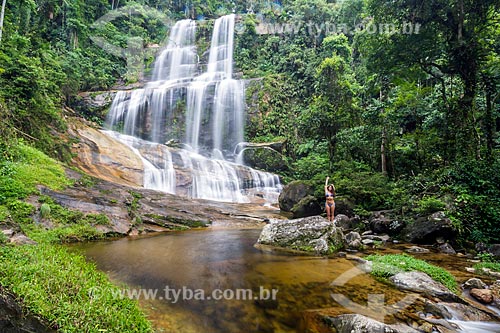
324,176,335,222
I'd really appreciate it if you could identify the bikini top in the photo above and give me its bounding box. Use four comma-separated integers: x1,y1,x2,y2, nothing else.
325,192,335,198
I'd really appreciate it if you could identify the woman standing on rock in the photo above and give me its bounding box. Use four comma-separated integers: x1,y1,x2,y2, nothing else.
324,177,336,222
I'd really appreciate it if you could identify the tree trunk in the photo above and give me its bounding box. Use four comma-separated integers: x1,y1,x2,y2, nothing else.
483,75,494,159
381,126,387,176
455,74,477,159
0,0,7,44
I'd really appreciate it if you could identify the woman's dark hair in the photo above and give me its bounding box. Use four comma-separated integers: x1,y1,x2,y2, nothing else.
327,185,335,195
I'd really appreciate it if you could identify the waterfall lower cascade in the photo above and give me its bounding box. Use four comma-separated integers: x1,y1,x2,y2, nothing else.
105,15,282,204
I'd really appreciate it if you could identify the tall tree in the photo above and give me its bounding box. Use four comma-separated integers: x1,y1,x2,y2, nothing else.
0,0,6,43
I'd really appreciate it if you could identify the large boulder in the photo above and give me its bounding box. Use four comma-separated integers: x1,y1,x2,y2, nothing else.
345,231,362,250
290,195,322,218
278,181,314,212
470,289,493,304
257,216,345,255
487,244,500,259
369,211,405,236
462,278,487,290
238,146,288,173
402,212,456,244
334,197,356,217
334,214,353,230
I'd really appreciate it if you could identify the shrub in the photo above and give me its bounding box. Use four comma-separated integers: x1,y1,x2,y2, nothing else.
415,196,446,215
40,203,51,218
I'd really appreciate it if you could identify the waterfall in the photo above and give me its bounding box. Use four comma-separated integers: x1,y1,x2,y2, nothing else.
104,15,282,204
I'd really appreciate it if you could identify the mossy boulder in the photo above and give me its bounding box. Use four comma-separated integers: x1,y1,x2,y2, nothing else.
402,211,455,244
291,195,322,218
278,180,314,212
70,91,117,121
333,197,356,217
257,216,345,255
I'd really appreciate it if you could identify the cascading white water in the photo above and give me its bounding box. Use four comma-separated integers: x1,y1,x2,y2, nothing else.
185,14,244,156
104,15,282,204
151,20,197,82
103,131,177,194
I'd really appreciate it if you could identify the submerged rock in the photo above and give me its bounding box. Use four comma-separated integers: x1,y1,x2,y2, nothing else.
257,216,344,255
405,245,430,253
324,314,403,333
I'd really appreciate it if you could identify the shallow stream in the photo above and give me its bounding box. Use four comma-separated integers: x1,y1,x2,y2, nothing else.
74,228,500,332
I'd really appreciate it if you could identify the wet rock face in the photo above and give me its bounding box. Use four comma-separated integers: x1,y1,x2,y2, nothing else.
470,288,494,304
68,120,144,187
37,171,282,237
70,91,117,120
257,215,345,255
0,287,55,333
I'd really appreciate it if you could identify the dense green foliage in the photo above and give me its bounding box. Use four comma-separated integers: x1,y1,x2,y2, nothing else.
366,253,458,293
233,0,500,243
0,244,152,332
